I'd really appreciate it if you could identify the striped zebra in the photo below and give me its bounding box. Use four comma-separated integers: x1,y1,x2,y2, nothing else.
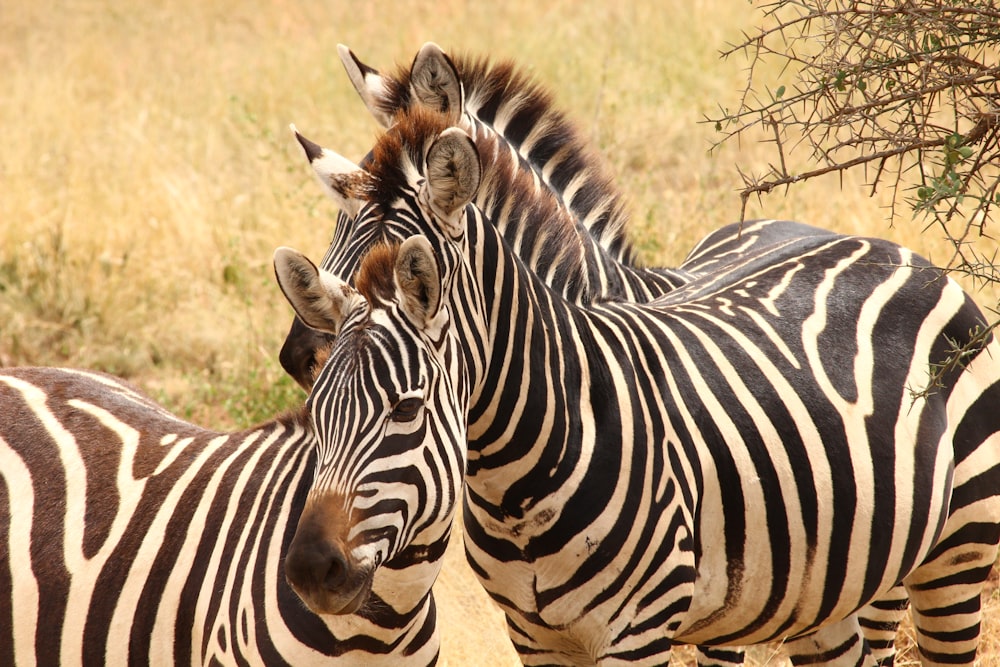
290,45,774,666
272,112,1000,665
294,43,916,663
337,41,639,264
280,41,683,391
368,44,914,666
0,366,445,665
290,43,911,659
336,42,839,301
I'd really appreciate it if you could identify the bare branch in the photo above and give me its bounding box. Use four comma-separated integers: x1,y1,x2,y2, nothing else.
709,0,1000,393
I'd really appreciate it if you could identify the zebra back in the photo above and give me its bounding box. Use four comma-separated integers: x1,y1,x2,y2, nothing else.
0,367,442,665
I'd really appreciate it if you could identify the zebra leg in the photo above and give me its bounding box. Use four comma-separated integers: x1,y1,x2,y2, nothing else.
782,614,876,667
903,543,997,666
857,585,909,666
695,645,744,666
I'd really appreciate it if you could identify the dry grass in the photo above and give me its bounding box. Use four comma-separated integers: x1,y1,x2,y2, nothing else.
2,1,999,664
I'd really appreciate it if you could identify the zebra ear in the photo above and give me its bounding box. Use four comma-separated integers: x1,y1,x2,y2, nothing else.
395,236,443,330
291,125,370,218
274,247,365,335
338,44,396,128
423,127,480,238
410,42,464,122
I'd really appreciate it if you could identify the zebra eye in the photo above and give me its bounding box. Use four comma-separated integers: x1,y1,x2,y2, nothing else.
390,397,423,423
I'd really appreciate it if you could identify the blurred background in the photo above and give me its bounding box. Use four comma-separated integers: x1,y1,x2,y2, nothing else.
2,1,994,663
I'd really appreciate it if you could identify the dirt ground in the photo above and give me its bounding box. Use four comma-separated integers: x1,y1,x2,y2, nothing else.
435,521,521,666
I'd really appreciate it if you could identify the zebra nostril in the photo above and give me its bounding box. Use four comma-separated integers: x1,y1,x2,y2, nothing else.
285,542,349,592
323,551,349,591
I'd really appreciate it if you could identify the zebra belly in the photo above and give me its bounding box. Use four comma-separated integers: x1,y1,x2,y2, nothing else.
672,427,956,646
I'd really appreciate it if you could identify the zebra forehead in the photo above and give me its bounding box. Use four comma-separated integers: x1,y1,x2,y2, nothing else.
366,107,453,207
355,242,400,304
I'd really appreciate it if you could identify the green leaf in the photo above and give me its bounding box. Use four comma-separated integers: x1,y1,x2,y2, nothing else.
775,85,785,100
222,264,241,286
834,70,847,92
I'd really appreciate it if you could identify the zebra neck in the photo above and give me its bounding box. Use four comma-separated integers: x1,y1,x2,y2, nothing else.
469,126,688,305
462,225,643,522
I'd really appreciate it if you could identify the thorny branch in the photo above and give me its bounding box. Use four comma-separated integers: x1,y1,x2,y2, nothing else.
707,0,1000,395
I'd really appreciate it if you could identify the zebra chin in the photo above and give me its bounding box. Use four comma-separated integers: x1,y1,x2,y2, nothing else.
284,493,376,615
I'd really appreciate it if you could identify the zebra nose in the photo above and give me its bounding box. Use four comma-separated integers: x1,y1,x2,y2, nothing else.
322,549,348,590
284,541,348,592
284,539,374,615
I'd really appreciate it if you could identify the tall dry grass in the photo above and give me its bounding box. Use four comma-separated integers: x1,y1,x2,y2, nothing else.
2,1,998,664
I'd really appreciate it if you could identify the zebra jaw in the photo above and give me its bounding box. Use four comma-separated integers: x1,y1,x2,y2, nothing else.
288,567,374,617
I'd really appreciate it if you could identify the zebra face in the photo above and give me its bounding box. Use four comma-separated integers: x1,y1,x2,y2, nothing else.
275,236,470,617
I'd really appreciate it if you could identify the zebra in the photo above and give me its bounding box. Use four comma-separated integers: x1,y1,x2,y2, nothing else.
280,40,684,392
336,41,639,264
292,43,914,663
272,111,1000,665
336,42,843,299
0,366,446,665
282,75,905,667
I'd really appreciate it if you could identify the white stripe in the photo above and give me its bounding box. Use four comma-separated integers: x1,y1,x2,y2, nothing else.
0,432,39,667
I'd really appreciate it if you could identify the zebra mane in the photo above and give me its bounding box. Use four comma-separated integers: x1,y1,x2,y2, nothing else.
374,51,637,265
365,108,592,300
266,403,313,433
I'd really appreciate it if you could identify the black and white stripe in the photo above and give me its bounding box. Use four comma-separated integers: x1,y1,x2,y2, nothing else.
287,91,909,662
275,113,1000,666
286,45,926,664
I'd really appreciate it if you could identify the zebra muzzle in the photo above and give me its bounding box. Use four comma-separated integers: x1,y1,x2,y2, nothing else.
284,495,374,615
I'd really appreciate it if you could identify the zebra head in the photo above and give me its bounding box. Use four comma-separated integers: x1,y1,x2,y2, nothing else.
279,41,642,392
273,124,482,617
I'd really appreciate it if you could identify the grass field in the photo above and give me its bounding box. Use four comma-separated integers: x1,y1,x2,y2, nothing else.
3,1,998,664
